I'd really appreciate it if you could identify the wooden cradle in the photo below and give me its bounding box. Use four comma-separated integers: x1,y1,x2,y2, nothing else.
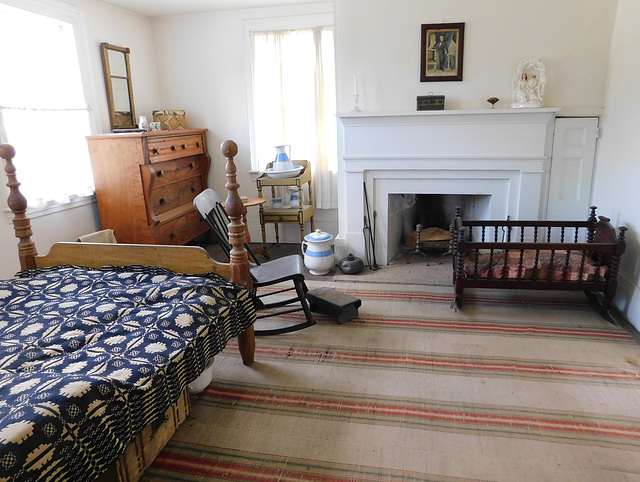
1,141,254,481
452,206,627,323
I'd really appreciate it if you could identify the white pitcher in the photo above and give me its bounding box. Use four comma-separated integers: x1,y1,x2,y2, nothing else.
273,144,293,171
301,229,335,275
288,187,300,208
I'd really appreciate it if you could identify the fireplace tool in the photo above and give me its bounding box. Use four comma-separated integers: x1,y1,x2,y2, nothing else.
363,215,372,268
363,181,379,270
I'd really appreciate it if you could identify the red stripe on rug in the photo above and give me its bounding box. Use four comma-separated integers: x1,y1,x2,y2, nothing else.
349,317,633,339
223,343,640,382
249,313,633,340
153,456,355,481
207,385,640,440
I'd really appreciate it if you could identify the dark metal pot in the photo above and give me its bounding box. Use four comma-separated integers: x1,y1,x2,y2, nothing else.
338,253,364,274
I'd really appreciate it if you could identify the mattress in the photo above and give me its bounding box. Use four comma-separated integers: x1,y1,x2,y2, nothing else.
0,265,256,481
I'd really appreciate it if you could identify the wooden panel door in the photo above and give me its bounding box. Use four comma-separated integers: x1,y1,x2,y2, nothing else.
546,117,598,220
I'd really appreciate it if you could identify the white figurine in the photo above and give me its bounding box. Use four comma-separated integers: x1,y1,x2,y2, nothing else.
512,59,546,108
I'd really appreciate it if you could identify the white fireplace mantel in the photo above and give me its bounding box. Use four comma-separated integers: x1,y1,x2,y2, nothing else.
335,108,560,265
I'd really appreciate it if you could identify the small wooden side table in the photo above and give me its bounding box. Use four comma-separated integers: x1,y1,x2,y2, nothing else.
256,160,315,248
242,197,270,260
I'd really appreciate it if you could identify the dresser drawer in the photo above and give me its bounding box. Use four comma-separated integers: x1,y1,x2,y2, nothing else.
145,157,205,188
147,135,205,163
149,176,203,216
155,209,208,245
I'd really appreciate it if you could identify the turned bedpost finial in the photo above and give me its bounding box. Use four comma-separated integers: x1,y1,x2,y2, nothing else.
221,140,255,366
221,140,252,289
2,144,38,270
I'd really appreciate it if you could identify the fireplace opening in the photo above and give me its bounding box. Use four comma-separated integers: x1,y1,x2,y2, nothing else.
387,194,491,261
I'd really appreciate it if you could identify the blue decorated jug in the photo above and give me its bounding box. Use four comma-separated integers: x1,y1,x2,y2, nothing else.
273,144,293,171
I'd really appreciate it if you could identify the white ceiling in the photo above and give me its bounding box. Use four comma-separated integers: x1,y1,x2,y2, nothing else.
100,0,324,17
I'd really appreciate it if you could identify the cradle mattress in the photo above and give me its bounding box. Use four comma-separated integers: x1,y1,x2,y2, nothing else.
463,249,607,281
0,265,256,481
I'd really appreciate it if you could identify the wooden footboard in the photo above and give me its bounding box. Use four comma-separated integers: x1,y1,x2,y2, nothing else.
452,206,627,322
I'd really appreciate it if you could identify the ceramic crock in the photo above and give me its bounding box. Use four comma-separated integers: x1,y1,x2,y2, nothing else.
301,229,335,275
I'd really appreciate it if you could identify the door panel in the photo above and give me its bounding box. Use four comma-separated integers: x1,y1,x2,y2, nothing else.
547,117,598,220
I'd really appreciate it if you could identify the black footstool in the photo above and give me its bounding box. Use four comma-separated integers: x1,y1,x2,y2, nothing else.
306,288,362,324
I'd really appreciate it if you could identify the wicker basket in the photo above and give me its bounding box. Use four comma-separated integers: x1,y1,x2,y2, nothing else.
152,110,187,130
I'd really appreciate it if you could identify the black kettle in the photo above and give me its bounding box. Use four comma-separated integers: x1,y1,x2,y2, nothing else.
338,253,364,274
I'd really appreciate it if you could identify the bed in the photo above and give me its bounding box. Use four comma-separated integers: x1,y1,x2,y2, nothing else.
451,206,627,323
0,141,256,481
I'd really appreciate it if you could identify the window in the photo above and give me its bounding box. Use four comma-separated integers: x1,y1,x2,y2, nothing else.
0,1,95,209
246,14,337,209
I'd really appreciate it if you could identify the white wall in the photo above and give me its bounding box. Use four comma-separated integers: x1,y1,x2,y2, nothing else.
0,0,160,278
1,0,625,282
150,3,335,244
593,0,640,328
335,0,617,113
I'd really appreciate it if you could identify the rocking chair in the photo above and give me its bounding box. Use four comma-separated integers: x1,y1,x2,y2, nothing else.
194,188,316,336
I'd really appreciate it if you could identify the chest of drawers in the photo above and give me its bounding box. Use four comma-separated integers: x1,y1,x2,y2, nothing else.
86,129,210,245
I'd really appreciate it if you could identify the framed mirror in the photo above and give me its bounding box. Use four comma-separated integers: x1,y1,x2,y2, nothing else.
100,42,136,130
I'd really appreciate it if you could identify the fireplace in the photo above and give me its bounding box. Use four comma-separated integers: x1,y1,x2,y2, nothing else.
390,194,489,260
336,108,559,265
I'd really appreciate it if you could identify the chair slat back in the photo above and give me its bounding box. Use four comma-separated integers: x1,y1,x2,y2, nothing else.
194,188,261,265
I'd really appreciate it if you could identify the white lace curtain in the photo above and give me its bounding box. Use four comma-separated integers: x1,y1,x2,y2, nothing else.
0,3,94,209
251,26,338,209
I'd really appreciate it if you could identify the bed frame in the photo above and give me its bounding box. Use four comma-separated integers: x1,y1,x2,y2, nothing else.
452,206,627,323
1,140,254,481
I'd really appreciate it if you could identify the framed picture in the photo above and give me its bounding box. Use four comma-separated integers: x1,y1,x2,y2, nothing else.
420,22,465,82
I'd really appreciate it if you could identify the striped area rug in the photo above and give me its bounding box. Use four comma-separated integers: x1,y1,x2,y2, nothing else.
143,281,640,481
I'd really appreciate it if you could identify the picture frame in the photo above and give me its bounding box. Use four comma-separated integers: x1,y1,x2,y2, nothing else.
420,22,465,82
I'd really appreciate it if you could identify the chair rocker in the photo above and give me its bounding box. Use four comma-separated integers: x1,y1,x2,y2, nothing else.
194,188,316,336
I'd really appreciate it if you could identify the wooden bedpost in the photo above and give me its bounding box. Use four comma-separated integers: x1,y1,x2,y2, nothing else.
220,140,255,366
1,144,38,270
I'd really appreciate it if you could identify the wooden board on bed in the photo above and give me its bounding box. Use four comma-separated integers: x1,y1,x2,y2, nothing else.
34,241,230,277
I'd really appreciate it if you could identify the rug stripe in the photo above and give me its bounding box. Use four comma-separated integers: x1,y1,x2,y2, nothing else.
197,381,640,449
223,342,640,386
262,285,593,307
255,311,635,343
145,442,475,482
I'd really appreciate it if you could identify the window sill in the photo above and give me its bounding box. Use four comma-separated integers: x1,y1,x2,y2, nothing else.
4,194,96,220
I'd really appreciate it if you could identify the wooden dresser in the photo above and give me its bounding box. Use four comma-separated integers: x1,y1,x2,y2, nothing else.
86,129,210,245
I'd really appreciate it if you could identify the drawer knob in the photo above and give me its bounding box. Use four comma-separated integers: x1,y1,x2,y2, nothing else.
156,170,163,177
196,142,201,148
191,186,196,193
159,198,166,205
171,145,177,151
152,148,159,155
182,144,187,149
189,162,194,169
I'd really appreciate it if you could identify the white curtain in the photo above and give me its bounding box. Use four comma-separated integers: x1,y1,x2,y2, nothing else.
0,3,94,209
251,26,337,209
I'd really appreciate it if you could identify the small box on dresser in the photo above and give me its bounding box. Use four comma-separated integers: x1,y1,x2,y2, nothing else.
86,129,210,245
